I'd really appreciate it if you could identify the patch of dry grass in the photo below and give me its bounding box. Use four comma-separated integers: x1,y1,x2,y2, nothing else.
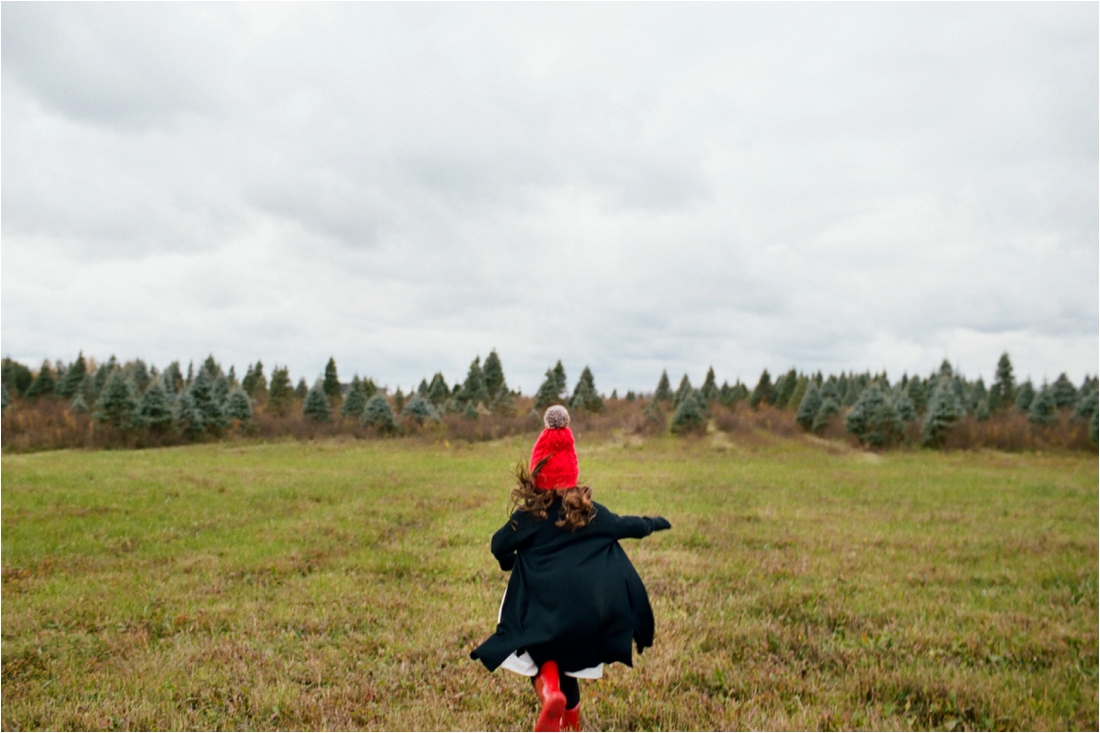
2,435,1096,730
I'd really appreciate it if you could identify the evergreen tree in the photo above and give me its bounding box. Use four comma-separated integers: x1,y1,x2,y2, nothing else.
1014,380,1035,412
95,370,139,429
362,395,397,434
341,376,369,419
227,365,237,387
1049,373,1077,409
460,357,489,406
989,353,1015,410
938,359,954,379
749,369,772,408
1027,385,1056,426
93,356,118,397
267,366,294,416
1,383,9,412
654,370,672,402
796,384,822,430
200,355,222,380
700,367,719,405
2,358,33,396
842,377,863,407
427,373,450,406
846,386,903,448
58,352,88,398
242,361,268,400
893,389,917,422
786,377,809,415
138,379,174,431
812,397,840,433
70,393,89,414
226,388,252,425
922,379,960,448
323,357,341,405
482,350,505,400
417,379,430,397
643,397,666,433
213,374,230,406
1090,410,1098,447
625,391,636,402
1074,387,1098,422
295,378,309,400
302,381,332,422
670,393,705,435
190,371,228,434
719,381,749,407
26,360,57,399
393,387,407,415
175,389,204,439
673,374,693,407
403,394,436,423
491,384,518,416
126,359,151,393
610,389,618,400
773,369,798,408
162,361,184,394
535,362,567,409
570,366,605,413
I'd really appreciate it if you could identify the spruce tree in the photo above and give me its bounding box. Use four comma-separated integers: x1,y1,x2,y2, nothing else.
295,378,309,400
93,356,118,397
302,381,332,422
341,377,369,419
190,371,228,434
1027,385,1056,426
610,389,618,400
70,393,89,414
1074,387,1098,422
491,384,518,416
846,386,903,448
700,367,718,405
95,370,139,429
921,380,960,448
749,369,772,408
626,391,636,402
786,376,809,415
162,361,184,394
267,366,294,416
226,388,252,425
417,379,430,397
393,387,407,415
242,361,267,400
323,357,341,405
812,397,840,433
175,389,204,439
59,352,88,398
655,370,672,402
427,373,450,406
127,359,151,393
26,360,57,399
535,362,567,410
2,358,33,396
893,389,917,422
403,394,436,423
990,353,1015,411
670,393,706,435
796,384,822,430
362,395,397,434
938,359,954,379
673,374,693,407
1049,373,1077,409
570,366,605,413
138,379,174,431
213,374,230,407
975,397,990,422
1014,380,1035,412
482,350,505,400
460,357,489,406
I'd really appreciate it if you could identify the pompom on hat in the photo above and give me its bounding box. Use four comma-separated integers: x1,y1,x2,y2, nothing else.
529,406,578,491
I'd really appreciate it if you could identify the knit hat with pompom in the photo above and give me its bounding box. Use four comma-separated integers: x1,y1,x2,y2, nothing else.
529,406,578,490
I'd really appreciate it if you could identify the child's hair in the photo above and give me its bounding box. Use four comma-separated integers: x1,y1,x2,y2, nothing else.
511,457,596,531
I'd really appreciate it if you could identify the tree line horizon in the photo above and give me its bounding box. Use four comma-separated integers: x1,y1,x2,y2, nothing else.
1,349,1096,449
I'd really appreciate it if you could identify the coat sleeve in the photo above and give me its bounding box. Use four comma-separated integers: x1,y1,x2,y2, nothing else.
490,512,534,571
606,508,672,540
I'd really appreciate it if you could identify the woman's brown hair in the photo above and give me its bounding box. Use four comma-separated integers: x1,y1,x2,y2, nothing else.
511,457,596,531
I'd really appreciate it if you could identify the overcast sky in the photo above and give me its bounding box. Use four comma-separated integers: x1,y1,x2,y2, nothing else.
3,2,1097,394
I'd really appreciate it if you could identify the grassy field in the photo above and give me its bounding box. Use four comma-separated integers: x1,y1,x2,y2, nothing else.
2,432,1096,731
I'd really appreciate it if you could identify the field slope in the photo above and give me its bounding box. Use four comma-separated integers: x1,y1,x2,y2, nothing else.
2,435,1097,730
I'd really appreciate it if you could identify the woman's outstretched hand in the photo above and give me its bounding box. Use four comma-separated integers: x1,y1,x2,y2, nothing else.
650,516,672,532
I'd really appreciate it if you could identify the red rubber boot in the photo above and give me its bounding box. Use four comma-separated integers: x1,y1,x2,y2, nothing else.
561,704,581,731
533,661,566,732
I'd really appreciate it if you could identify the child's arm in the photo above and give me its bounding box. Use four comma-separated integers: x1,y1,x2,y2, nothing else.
611,513,672,540
489,512,534,571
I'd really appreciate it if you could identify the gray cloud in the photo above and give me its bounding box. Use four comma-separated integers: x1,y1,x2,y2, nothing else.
2,3,1096,392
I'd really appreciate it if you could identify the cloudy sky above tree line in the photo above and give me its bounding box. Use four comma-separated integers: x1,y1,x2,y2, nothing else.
3,2,1096,394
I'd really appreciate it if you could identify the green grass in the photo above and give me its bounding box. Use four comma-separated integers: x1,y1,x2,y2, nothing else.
2,434,1097,731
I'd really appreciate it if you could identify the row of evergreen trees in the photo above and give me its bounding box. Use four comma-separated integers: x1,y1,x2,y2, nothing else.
3,349,1096,447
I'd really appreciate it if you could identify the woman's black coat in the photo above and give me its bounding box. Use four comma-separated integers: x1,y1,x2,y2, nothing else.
470,497,671,674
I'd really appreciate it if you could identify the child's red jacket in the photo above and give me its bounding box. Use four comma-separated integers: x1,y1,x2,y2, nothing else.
470,496,671,674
